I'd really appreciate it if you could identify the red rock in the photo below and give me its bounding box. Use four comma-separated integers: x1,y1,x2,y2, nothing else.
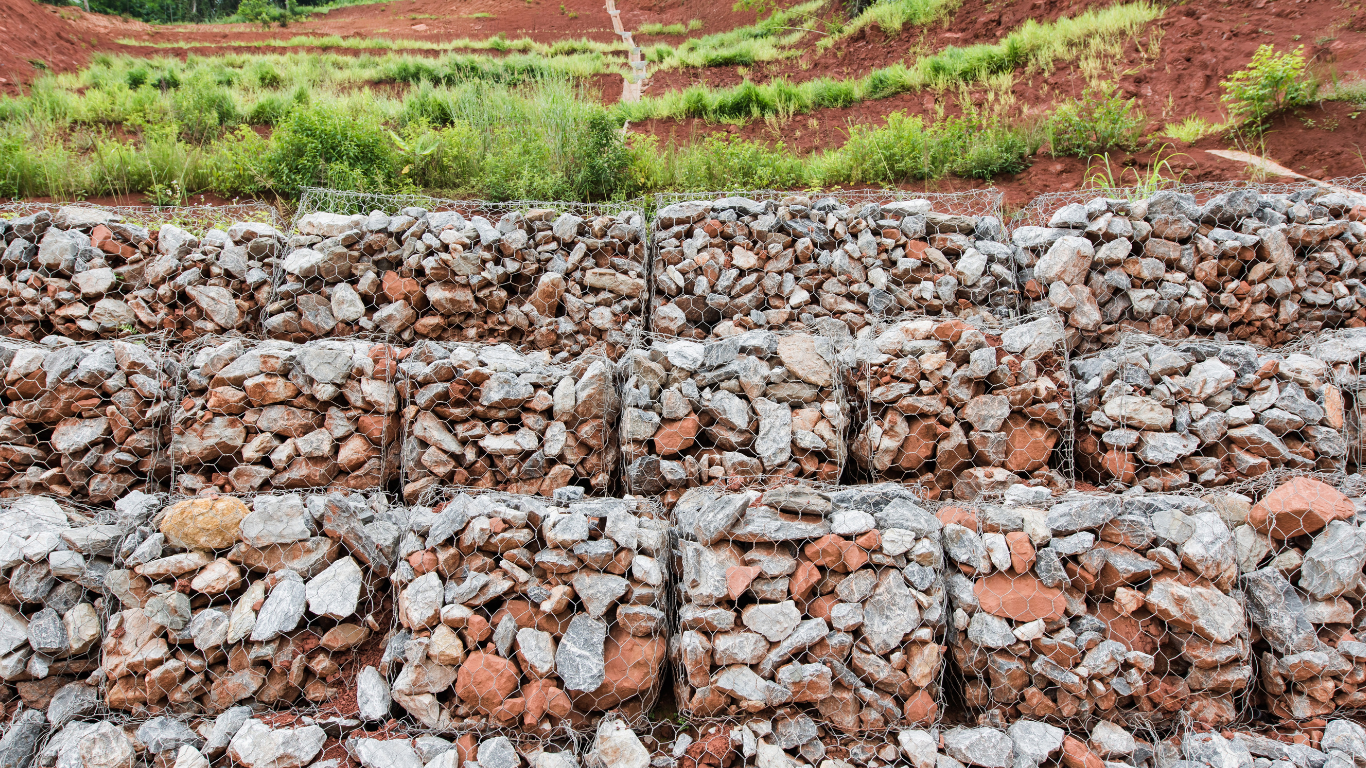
1062,736,1105,768
805,593,839,621
789,560,820,599
931,319,970,343
464,615,492,643
903,689,937,724
1102,449,1137,484
1248,476,1355,539
576,628,666,710
523,679,573,725
726,565,762,601
973,572,1066,622
655,415,702,455
936,506,979,529
803,534,868,573
895,417,940,471
382,272,425,307
454,652,519,714
1005,531,1035,574
1002,415,1058,472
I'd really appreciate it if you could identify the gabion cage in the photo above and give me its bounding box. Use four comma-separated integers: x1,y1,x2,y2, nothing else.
843,311,1073,501
1071,333,1347,494
1009,180,1366,354
0,337,174,502
273,189,650,361
671,479,947,735
383,487,670,735
618,330,849,509
0,203,284,342
398,341,620,503
649,189,1012,346
169,336,403,496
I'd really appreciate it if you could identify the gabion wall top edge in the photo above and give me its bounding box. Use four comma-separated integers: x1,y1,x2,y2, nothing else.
653,187,1006,220
0,200,287,237
292,188,651,228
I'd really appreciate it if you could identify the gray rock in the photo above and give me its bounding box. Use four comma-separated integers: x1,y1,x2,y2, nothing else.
1300,521,1366,600
306,556,363,619
1185,733,1252,768
251,571,307,642
45,681,98,726
945,728,1015,768
0,709,46,768
26,609,66,656
968,612,1016,648
740,601,801,642
557,615,607,692
137,717,202,754
1008,721,1064,768
1322,720,1366,768
863,571,921,654
570,572,628,618
357,666,391,721
775,713,818,749
478,737,520,768
204,707,252,757
1242,568,1322,655
353,739,423,768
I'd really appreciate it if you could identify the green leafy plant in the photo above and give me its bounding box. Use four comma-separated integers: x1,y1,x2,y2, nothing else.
1084,143,1187,196
1047,83,1145,157
1221,44,1317,131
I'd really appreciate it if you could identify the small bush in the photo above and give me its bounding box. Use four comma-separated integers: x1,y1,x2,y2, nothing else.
173,78,240,143
266,103,401,195
1048,84,1145,156
1221,45,1317,130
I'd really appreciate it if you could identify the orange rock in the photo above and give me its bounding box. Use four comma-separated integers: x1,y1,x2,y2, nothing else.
1248,476,1355,539
408,550,438,575
803,534,869,573
973,572,1066,622
1102,448,1137,484
464,615,492,643
575,628,666,710
454,652,519,715
895,417,940,471
726,565,762,601
1005,531,1035,574
1002,414,1058,472
655,415,702,455
932,319,970,343
854,529,880,551
523,679,573,725
490,696,526,724
789,560,821,599
1062,736,1105,768
806,593,839,621
936,506,979,530
903,689,937,724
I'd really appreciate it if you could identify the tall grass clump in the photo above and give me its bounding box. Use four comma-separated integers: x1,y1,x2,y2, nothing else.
820,0,963,49
646,0,826,68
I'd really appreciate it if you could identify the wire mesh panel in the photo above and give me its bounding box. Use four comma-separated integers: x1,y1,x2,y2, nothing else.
383,487,669,735
169,336,403,496
943,491,1252,730
1009,183,1366,355
650,189,1013,345
1235,474,1366,720
0,492,160,724
843,311,1073,501
1070,333,1347,494
397,342,620,504
0,337,174,502
273,189,650,361
670,480,947,734
101,491,393,716
618,330,848,510
1313,326,1366,473
345,730,584,768
0,204,283,342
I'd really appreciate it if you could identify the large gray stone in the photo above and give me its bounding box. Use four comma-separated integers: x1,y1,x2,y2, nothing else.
944,728,1015,768
556,614,607,693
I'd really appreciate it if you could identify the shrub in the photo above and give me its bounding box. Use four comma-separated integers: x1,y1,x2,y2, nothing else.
265,103,400,195
1221,45,1316,130
173,78,240,143
569,111,634,200
1048,83,1145,156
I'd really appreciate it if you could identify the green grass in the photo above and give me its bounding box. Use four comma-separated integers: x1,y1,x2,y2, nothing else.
1162,115,1228,143
639,20,704,35
819,0,963,50
118,33,630,58
623,1,1161,122
645,0,827,68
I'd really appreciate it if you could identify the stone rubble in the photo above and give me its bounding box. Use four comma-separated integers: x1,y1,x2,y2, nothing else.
171,337,402,495
273,207,647,359
0,206,280,341
843,314,1069,501
1072,337,1347,492
0,338,172,501
619,331,848,508
100,492,390,713
650,195,1014,342
397,341,619,502
672,482,946,733
1015,189,1366,353
945,489,1252,727
383,488,668,731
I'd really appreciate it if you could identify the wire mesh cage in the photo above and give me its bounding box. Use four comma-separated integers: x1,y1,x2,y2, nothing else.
98,490,394,718
168,335,403,497
939,490,1253,732
0,336,175,502
1007,180,1366,356
618,329,849,510
1070,333,1348,494
843,310,1074,501
0,203,285,342
272,189,650,361
398,342,620,504
380,486,670,737
1311,326,1366,474
670,478,947,735
649,189,1014,347
0,491,162,725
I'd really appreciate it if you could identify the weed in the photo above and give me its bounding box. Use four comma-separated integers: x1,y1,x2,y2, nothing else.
1047,83,1145,157
820,0,963,50
1163,115,1227,143
1221,44,1317,131
1084,143,1186,195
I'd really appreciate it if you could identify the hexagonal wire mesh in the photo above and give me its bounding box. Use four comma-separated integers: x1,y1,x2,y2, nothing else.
382,485,671,738
0,202,285,342
617,329,849,510
1007,178,1366,356
670,478,948,739
843,310,1074,502
1,491,163,724
937,490,1255,734
168,335,404,497
1312,326,1366,474
273,188,651,361
397,341,621,504
1069,332,1348,495
98,491,395,719
648,189,1012,344
0,336,176,502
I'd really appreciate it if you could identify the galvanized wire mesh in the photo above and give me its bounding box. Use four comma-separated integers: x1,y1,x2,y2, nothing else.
844,310,1074,501
0,201,285,239
654,188,1006,220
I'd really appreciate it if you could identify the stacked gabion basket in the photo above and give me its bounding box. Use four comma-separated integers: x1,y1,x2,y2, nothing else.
4,183,1366,768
